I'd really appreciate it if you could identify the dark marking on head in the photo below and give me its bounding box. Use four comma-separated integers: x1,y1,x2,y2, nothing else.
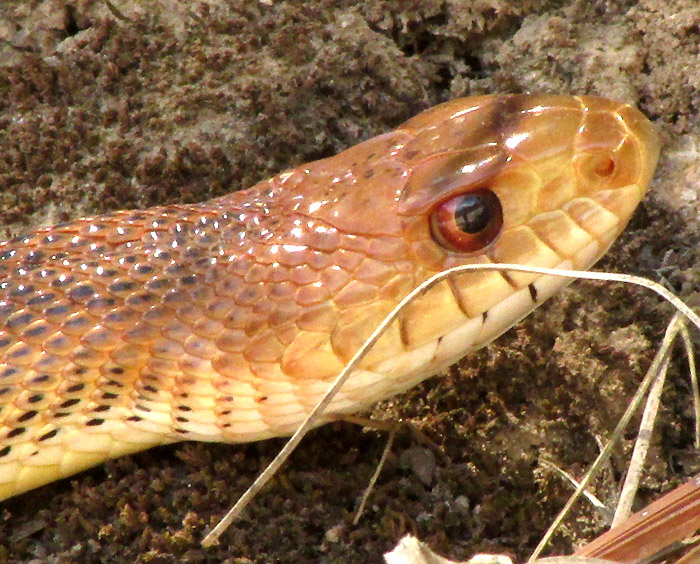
165,264,184,276
87,296,117,309
24,323,48,338
27,293,56,306
25,250,44,263
10,284,35,297
7,344,31,361
0,367,18,379
0,446,10,457
86,418,105,426
28,393,44,403
60,398,81,408
108,280,136,293
134,264,154,274
69,284,96,302
52,274,75,288
153,251,173,263
31,374,51,384
45,304,70,317
528,283,538,302
96,268,119,278
63,314,91,332
5,312,33,330
126,293,157,307
491,94,533,149
482,310,488,322
17,410,38,423
398,316,410,349
66,383,86,393
499,271,517,288
39,429,58,441
146,278,168,291
7,427,26,438
0,303,16,320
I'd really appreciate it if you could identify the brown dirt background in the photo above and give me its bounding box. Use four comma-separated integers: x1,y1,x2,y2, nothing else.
1,1,700,562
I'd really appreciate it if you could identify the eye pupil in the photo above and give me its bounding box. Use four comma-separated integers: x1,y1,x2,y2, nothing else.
429,188,503,254
454,195,492,234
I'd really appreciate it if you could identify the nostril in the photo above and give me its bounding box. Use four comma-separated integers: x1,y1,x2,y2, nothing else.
594,156,616,178
575,151,618,189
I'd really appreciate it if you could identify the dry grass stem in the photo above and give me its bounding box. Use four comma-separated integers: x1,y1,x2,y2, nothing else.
202,264,700,548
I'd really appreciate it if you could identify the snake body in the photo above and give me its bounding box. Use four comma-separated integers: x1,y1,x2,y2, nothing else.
0,95,658,500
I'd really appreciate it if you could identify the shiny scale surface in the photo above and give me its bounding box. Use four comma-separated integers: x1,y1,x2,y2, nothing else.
0,94,659,499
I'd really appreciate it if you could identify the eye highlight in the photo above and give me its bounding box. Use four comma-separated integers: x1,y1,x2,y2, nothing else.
429,189,503,253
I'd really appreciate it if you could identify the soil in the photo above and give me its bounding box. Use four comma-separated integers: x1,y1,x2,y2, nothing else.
1,1,699,563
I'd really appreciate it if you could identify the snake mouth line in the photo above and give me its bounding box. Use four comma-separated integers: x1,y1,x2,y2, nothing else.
250,175,645,432
0,94,659,502
339,192,635,414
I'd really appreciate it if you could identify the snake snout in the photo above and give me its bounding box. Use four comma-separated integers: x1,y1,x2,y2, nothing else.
392,95,660,358
489,95,659,273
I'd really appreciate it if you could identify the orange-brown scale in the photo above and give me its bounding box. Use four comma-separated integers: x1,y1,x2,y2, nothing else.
0,94,658,499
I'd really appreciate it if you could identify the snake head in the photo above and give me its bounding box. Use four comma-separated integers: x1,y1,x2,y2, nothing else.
0,94,660,499
358,94,660,355
397,94,659,272
260,94,660,409
282,95,658,391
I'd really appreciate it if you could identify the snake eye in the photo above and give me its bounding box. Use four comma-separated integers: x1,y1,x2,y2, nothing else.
429,189,503,253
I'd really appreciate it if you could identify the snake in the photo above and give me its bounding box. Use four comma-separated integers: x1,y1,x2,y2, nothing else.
0,94,659,501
